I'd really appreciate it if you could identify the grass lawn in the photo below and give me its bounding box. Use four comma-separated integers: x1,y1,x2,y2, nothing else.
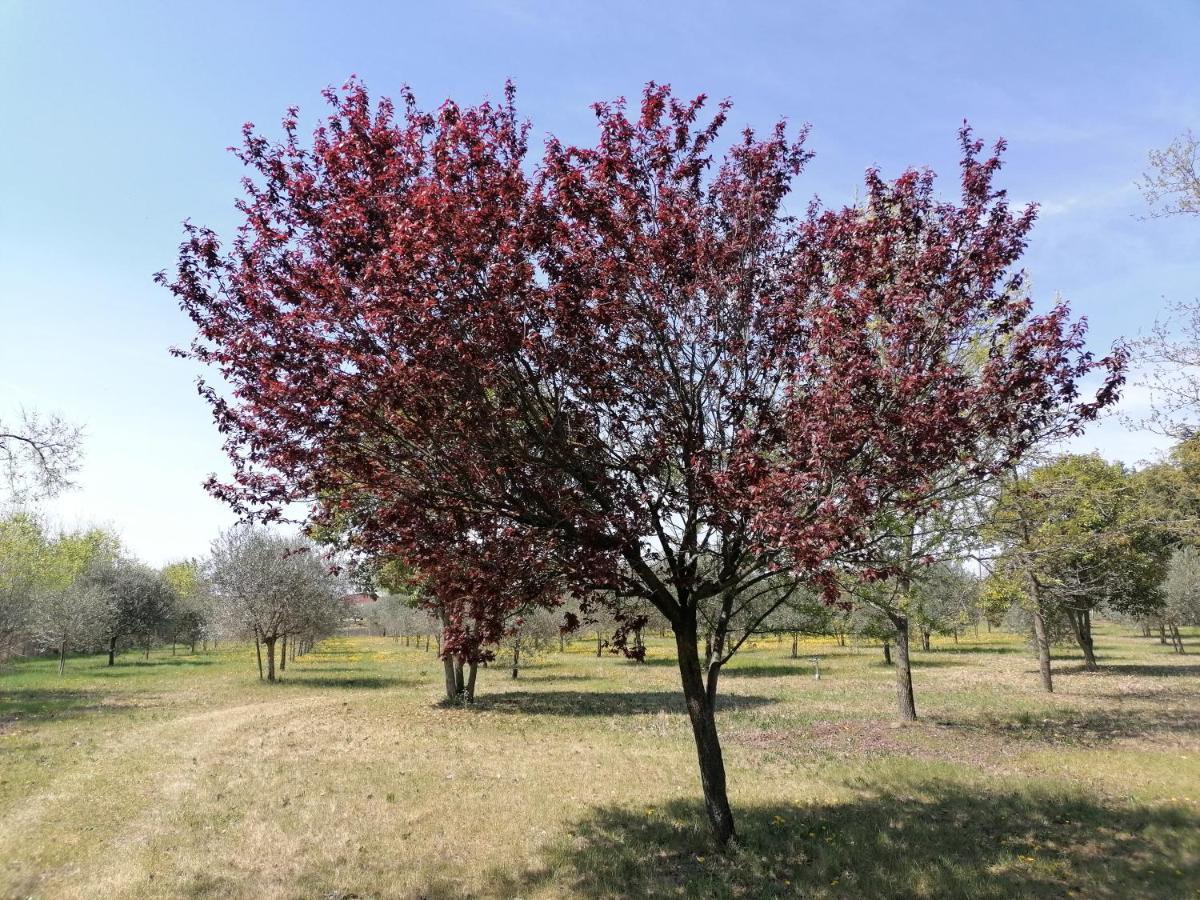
1,625,1198,899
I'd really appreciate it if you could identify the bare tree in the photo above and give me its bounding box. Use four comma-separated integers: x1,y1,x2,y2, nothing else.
1141,129,1200,219
0,410,83,503
1134,129,1200,437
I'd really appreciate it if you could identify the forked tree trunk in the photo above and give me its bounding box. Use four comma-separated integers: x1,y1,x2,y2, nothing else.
1171,625,1186,654
1065,608,1097,671
919,629,931,652
1031,608,1053,692
672,621,735,847
466,662,478,701
890,615,917,722
1160,623,1169,645
58,640,67,675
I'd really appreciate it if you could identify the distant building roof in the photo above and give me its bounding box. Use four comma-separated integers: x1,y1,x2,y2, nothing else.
342,593,376,606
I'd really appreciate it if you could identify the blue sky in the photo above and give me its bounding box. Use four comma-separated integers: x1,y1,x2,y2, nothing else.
1,0,1197,564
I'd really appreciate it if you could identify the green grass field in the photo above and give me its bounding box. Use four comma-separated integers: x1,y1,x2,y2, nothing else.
1,626,1198,899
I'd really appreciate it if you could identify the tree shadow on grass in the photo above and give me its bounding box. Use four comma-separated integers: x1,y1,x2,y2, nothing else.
0,688,131,725
922,643,1025,655
471,690,774,716
939,705,1200,745
274,675,409,690
506,671,598,683
91,657,217,674
1089,663,1200,678
721,663,819,679
495,782,1199,899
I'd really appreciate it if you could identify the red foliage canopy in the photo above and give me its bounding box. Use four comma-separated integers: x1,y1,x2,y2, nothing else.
161,80,1125,843
161,79,1123,660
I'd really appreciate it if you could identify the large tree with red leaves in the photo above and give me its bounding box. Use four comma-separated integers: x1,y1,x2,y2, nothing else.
160,80,1123,845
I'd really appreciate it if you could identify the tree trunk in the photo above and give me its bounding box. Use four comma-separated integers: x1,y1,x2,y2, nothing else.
454,657,465,696
58,640,66,675
891,615,917,722
144,640,151,660
1160,623,1169,645
1066,608,1097,671
1031,608,1053,692
790,633,798,659
672,621,736,847
108,635,117,667
919,629,931,652
466,661,478,701
1141,623,1151,638
882,642,892,665
254,630,264,680
511,641,521,679
279,635,288,671
596,631,602,657
1171,625,1186,654
265,637,276,682
441,653,458,701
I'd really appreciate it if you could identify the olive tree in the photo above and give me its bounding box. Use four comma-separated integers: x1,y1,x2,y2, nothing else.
207,527,344,681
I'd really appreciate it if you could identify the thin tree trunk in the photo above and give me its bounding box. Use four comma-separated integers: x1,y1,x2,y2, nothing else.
108,635,117,667
511,641,520,679
466,661,478,701
1171,625,1186,654
58,640,66,675
919,629,931,652
672,621,735,847
790,633,798,659
265,637,276,682
1031,607,1053,692
1066,608,1097,671
279,635,287,671
254,629,263,680
596,631,602,657
891,614,917,722
1160,623,1169,645
882,642,892,665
